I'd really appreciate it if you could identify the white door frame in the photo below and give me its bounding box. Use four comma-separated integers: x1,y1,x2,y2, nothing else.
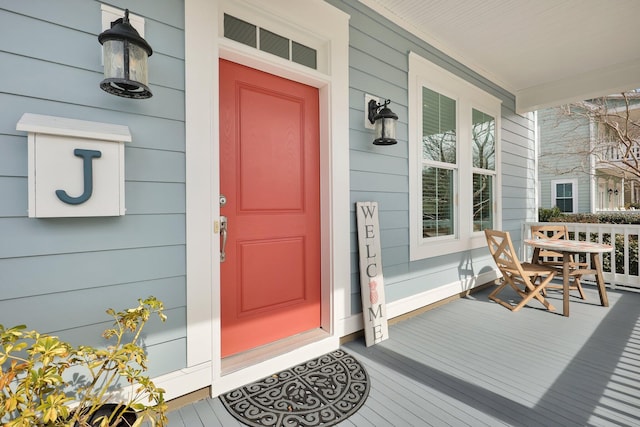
183,0,350,397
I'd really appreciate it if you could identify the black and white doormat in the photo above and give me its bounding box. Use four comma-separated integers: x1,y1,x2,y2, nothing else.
220,350,370,426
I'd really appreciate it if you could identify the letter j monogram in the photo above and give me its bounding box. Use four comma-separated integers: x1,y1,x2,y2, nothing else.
56,149,102,205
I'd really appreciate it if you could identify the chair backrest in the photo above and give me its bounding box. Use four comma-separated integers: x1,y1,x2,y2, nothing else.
531,224,568,259
484,229,524,277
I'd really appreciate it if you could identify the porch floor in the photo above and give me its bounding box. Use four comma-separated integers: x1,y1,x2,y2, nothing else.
163,284,640,426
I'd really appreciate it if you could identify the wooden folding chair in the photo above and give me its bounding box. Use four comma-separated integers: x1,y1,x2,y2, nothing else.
530,225,587,299
484,229,556,312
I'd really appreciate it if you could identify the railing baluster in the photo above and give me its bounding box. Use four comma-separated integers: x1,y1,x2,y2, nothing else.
624,227,629,284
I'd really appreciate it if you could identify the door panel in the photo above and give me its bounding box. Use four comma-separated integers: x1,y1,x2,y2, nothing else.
219,59,320,358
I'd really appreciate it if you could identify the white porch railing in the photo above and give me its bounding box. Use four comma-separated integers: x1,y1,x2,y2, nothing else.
522,222,640,290
597,142,640,162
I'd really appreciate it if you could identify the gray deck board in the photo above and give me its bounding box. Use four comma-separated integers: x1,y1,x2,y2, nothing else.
358,360,473,426
388,322,593,424
164,410,185,426
167,284,640,426
204,398,246,426
190,399,225,426
176,405,203,426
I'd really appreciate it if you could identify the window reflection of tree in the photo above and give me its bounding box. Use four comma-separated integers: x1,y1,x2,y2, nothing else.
472,114,495,230
422,130,456,163
422,166,453,237
473,117,495,169
422,129,456,238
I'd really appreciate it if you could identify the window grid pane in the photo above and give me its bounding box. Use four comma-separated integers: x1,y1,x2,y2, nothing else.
556,198,573,212
422,166,454,238
472,109,495,170
557,183,572,198
422,87,456,164
473,174,493,231
260,28,289,60
224,14,257,48
292,41,317,69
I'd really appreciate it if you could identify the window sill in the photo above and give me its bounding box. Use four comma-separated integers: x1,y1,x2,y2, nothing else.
410,233,488,261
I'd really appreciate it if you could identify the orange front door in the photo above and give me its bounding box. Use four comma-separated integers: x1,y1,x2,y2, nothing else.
219,59,321,357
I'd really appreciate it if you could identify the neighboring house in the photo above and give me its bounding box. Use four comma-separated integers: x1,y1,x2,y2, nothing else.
538,107,593,213
1,0,639,402
539,95,640,213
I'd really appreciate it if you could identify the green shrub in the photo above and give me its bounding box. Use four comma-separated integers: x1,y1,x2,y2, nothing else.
539,212,640,225
538,206,563,222
599,233,639,276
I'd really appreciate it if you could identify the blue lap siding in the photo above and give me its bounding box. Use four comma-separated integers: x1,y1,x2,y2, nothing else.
0,1,187,377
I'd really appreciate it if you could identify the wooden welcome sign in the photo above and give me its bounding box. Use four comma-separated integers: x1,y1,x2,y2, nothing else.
356,201,389,346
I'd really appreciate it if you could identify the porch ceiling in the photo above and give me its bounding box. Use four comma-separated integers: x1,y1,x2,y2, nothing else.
359,0,640,113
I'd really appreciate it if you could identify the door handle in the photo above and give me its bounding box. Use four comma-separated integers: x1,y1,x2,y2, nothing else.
220,215,228,262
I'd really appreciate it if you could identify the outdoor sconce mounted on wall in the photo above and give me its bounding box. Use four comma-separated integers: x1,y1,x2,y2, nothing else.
98,9,153,99
368,99,398,145
608,188,619,196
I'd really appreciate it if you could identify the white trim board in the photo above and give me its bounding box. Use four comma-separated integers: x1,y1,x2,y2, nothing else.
152,362,212,401
16,113,131,142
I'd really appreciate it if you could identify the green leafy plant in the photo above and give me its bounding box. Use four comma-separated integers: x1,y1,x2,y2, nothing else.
541,212,640,224
538,206,564,222
1,296,168,426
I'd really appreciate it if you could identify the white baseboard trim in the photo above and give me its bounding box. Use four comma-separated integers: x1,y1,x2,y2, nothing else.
338,269,499,336
153,362,212,401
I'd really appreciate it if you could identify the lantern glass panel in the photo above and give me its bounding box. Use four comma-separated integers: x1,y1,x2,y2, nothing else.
103,39,125,80
128,42,149,85
375,117,396,140
102,40,148,86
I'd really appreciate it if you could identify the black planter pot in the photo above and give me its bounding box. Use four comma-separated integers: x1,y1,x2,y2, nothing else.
72,403,138,427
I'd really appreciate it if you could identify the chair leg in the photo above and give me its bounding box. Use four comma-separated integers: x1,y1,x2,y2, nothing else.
488,281,518,311
573,277,586,300
528,274,555,309
489,276,556,312
512,286,555,312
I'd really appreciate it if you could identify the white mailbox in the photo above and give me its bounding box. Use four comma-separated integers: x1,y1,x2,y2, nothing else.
16,113,131,218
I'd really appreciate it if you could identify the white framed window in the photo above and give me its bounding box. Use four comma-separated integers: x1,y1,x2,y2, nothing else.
408,52,502,260
551,179,577,213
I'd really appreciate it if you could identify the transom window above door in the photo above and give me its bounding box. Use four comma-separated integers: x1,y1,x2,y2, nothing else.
223,14,318,70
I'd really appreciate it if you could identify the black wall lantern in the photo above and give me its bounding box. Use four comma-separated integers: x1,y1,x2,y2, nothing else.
98,9,153,99
368,99,398,145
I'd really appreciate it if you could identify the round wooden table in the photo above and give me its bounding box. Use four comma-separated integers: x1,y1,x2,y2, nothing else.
524,239,613,317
